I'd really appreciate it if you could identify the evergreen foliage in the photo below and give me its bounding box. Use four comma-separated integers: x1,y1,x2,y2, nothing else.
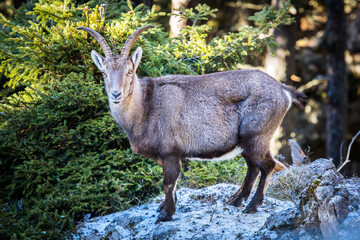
0,0,293,238
181,157,247,189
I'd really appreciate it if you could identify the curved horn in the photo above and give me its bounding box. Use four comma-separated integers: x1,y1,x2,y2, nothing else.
120,25,154,58
77,27,113,57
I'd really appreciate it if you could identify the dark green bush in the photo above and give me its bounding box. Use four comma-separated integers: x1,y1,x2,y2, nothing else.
0,0,293,238
181,157,247,189
0,72,163,239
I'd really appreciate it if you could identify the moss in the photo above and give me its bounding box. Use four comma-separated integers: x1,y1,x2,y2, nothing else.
294,177,323,229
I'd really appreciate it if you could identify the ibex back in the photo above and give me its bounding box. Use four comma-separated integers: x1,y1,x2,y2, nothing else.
78,25,306,222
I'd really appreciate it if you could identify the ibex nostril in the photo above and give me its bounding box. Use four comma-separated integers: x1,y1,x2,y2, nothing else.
111,91,121,99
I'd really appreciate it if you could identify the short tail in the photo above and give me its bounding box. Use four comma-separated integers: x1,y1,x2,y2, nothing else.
282,85,307,110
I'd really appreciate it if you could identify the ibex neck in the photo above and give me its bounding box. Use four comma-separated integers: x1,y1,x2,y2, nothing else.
111,75,145,134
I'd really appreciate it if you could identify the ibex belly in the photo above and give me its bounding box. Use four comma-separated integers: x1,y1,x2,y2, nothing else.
187,146,243,161
178,101,241,160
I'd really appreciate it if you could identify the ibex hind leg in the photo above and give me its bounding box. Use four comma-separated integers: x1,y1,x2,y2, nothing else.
228,153,259,207
243,151,275,213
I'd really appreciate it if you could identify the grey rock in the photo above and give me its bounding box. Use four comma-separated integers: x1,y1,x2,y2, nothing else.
256,158,358,240
104,223,116,232
112,213,144,228
73,159,360,240
334,184,351,199
308,158,336,175
298,233,317,240
268,158,337,202
315,186,334,201
330,195,349,222
252,207,301,240
84,233,101,240
320,168,342,185
263,207,300,231
318,200,340,239
73,184,294,240
334,210,360,240
152,225,180,240
343,178,360,204
107,230,122,240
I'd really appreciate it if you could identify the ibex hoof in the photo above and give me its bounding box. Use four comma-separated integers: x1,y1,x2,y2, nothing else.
155,210,173,223
243,205,258,214
227,195,245,207
228,199,243,207
156,201,165,212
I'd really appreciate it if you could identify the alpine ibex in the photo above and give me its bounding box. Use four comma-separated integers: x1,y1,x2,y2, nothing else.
78,25,306,222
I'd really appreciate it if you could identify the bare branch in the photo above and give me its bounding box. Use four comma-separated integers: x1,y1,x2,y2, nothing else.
337,130,360,172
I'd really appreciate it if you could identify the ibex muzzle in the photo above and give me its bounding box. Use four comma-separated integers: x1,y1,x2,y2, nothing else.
78,25,306,222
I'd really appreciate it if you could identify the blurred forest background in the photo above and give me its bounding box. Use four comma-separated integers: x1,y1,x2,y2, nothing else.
0,0,359,239
157,0,360,175
2,0,358,172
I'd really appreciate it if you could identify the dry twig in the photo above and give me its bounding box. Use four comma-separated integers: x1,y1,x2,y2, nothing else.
337,130,360,172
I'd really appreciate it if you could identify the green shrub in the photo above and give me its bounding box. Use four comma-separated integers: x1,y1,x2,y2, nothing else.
0,0,293,238
181,157,247,189
0,73,163,239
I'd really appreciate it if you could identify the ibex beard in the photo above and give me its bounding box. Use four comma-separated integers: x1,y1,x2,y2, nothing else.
78,25,306,222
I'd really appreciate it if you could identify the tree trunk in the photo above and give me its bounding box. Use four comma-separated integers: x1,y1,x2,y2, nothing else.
169,0,190,38
264,0,298,83
325,0,347,166
266,0,299,158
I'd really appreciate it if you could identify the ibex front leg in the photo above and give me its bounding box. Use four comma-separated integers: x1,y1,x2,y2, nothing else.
157,156,181,222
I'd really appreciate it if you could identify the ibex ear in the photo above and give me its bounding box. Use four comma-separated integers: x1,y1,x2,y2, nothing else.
130,47,143,71
91,50,105,72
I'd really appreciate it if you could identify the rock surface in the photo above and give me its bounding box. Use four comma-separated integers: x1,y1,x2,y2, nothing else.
73,184,294,240
257,158,360,240
73,159,360,240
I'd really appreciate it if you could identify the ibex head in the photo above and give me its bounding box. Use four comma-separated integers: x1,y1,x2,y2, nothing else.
78,25,154,104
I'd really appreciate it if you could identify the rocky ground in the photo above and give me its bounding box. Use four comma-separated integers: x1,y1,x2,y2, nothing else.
73,159,360,240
